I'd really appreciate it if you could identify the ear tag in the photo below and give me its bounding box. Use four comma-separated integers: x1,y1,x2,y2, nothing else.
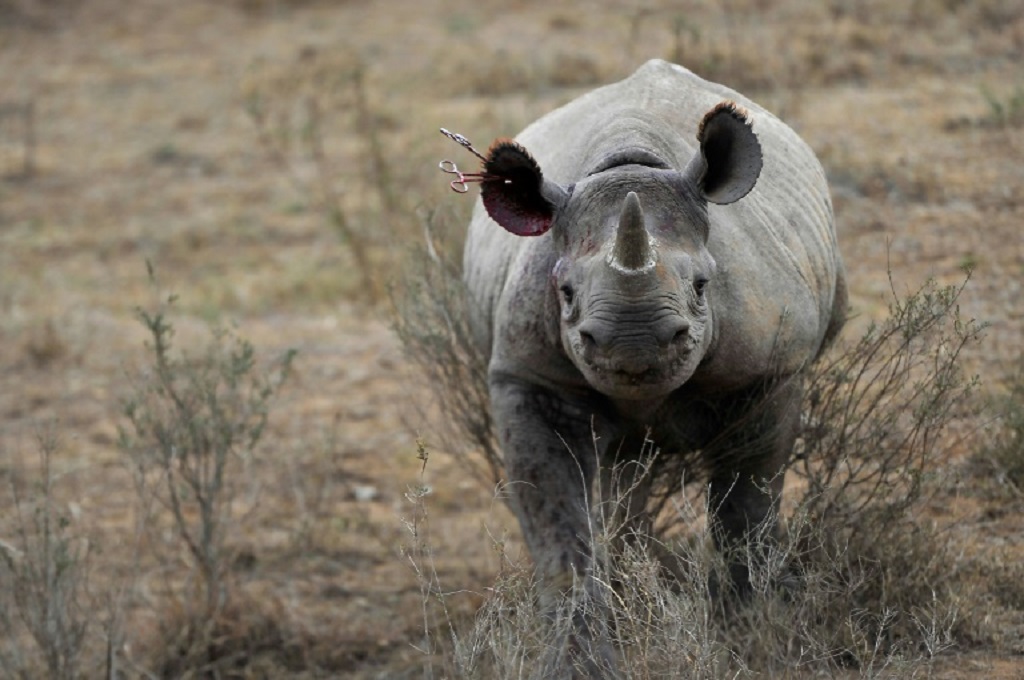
438,128,510,193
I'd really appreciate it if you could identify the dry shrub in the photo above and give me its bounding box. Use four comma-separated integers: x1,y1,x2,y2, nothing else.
241,47,406,303
118,267,296,674
979,84,1024,129
396,216,992,675
0,430,97,680
410,461,970,678
970,359,1024,498
776,273,987,669
797,273,982,527
146,593,303,679
392,207,501,487
728,269,988,667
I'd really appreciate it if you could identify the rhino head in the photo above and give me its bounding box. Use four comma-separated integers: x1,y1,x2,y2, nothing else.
481,102,763,401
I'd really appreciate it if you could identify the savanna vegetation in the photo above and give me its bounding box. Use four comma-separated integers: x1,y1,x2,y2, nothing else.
2,0,1023,677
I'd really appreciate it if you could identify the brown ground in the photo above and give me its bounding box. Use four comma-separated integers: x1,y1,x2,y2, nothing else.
1,0,1023,677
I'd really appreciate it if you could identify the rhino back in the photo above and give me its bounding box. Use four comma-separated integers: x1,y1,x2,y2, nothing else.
464,59,845,389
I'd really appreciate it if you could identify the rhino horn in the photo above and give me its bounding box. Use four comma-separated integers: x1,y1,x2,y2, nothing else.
611,191,652,271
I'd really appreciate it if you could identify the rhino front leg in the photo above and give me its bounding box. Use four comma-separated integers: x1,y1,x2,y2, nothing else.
489,376,620,678
491,377,601,599
706,377,802,596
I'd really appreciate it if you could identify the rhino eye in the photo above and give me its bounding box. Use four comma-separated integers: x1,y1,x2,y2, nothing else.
694,277,709,297
559,284,575,305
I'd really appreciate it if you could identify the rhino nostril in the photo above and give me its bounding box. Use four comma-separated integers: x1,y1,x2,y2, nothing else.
669,321,691,346
578,329,601,362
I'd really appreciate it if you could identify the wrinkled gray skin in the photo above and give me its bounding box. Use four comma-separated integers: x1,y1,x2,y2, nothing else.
463,60,846,674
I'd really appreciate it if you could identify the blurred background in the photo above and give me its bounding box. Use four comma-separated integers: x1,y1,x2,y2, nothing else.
1,0,1022,677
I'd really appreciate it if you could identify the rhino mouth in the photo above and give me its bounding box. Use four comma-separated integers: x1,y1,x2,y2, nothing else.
581,349,695,395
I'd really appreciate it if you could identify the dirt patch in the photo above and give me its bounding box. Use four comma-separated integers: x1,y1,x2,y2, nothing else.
2,0,1023,676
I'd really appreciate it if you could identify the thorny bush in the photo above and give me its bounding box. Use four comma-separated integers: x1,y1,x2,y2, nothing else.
119,275,295,620
398,232,990,675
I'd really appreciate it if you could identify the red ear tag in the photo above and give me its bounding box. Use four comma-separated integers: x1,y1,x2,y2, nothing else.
438,129,555,237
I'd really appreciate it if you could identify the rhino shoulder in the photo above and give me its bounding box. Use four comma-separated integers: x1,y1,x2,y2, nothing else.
485,242,587,390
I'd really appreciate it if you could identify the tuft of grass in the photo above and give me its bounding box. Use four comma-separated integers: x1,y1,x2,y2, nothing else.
400,439,459,677
406,452,975,678
148,593,304,679
22,319,67,368
972,360,1024,497
979,84,1024,128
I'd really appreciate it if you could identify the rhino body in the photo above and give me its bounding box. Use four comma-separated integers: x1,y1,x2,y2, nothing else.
461,59,846,662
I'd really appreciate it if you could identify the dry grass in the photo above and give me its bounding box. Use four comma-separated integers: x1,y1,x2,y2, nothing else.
2,0,1024,677
117,271,296,674
0,429,96,680
398,257,999,677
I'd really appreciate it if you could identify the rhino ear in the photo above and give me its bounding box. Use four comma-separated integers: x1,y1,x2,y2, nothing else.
481,140,568,237
684,101,763,205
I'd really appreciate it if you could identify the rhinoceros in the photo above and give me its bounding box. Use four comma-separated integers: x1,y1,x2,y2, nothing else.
458,57,846,660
